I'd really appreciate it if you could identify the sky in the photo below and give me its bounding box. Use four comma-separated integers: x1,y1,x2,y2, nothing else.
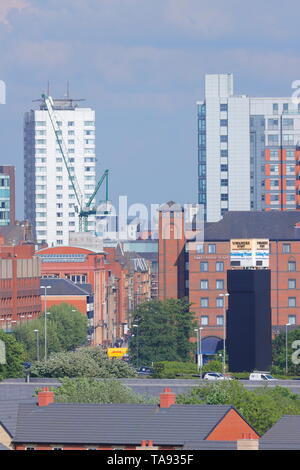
2,0,300,218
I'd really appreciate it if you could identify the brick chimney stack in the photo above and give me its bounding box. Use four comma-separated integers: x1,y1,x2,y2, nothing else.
37,387,55,407
160,388,176,408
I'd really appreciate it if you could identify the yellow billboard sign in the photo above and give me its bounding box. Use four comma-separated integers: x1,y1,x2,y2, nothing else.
107,348,128,358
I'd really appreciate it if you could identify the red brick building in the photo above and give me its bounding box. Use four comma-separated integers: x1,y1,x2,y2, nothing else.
37,246,106,346
159,209,300,352
0,241,41,330
158,202,186,301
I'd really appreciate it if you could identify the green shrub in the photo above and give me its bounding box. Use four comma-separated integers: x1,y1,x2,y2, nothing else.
153,361,198,378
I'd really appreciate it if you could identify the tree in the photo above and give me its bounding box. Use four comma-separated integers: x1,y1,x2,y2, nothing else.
13,304,88,361
0,330,26,380
176,381,300,435
272,328,300,376
30,347,137,378
129,299,195,367
51,377,155,404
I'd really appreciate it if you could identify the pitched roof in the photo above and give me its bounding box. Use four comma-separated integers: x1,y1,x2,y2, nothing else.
40,278,92,296
260,415,300,446
203,211,300,241
13,404,234,446
0,400,34,437
183,441,237,450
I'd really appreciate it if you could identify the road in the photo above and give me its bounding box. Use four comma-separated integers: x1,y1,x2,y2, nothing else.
1,378,300,399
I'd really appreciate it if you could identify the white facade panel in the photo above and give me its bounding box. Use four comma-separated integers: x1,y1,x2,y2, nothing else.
228,96,251,211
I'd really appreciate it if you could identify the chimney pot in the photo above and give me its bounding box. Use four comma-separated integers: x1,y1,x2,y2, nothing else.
38,387,54,407
160,388,176,408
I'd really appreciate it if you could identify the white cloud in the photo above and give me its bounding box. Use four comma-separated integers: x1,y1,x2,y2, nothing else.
0,0,29,24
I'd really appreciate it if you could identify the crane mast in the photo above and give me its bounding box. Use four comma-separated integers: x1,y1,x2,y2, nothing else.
42,94,109,232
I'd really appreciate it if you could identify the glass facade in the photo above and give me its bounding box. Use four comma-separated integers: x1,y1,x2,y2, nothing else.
0,174,10,226
198,103,206,213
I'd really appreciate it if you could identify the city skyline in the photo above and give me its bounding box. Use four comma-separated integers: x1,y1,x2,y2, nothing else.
2,1,300,218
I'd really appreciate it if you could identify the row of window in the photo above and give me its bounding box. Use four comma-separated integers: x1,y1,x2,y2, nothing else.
200,298,225,308
196,243,296,255
200,280,224,290
35,121,95,127
199,315,297,326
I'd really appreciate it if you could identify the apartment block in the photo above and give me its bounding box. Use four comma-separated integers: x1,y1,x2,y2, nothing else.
198,74,300,221
0,166,15,226
24,97,96,247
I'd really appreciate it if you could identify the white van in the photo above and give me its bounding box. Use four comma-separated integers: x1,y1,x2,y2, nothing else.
249,372,277,381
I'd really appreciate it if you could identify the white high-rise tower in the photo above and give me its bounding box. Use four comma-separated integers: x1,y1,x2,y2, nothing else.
24,97,96,246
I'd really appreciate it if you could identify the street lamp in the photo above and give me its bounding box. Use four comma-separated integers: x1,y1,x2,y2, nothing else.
133,322,139,370
41,285,52,362
286,323,291,375
34,330,40,362
219,293,230,375
194,327,204,377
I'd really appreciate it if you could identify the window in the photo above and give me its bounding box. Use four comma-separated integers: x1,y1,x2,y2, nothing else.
273,103,279,114
221,164,228,172
200,262,208,272
36,121,46,126
217,315,224,326
208,244,216,254
288,279,296,289
220,119,228,127
221,150,228,158
220,104,228,112
220,135,228,143
270,180,279,188
201,316,209,326
270,165,279,174
283,134,294,145
68,121,75,126
196,244,204,254
288,298,296,308
268,135,279,146
201,280,209,290
286,150,295,160
288,315,297,325
221,194,228,201
201,298,209,308
283,244,291,254
268,119,278,130
216,262,224,272
221,179,228,187
283,103,289,113
270,150,279,160
216,297,224,308
283,118,294,130
216,280,224,290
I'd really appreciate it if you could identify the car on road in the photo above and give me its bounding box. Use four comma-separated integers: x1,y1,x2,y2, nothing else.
249,372,277,381
203,372,232,381
137,366,154,376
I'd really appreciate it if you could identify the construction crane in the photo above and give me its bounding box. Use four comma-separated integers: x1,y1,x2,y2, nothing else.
42,94,109,232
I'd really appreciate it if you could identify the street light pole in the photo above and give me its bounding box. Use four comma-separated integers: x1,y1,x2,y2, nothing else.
41,285,51,362
34,329,40,362
219,293,229,375
133,322,139,369
286,323,291,375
